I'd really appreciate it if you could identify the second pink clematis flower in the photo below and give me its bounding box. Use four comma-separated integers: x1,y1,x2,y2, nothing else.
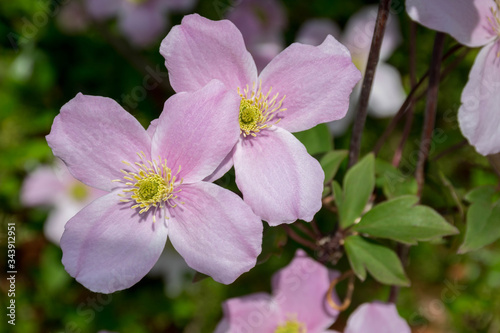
46,80,263,293
215,249,341,333
407,0,500,155
160,14,361,225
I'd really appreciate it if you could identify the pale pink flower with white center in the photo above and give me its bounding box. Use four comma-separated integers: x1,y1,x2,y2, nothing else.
407,0,500,155
330,302,411,333
21,160,105,244
227,0,287,71
297,7,406,135
85,0,196,47
46,80,262,293
215,249,341,333
161,14,361,225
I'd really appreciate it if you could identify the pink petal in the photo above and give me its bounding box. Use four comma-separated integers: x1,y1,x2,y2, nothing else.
259,36,361,133
168,181,262,284
272,249,340,332
459,41,500,155
60,191,168,293
160,14,258,93
344,302,411,333
233,127,324,225
203,146,235,183
21,165,64,206
44,197,84,244
215,293,284,333
342,5,401,65
369,63,406,118
296,19,341,46
152,80,240,183
226,0,286,72
46,93,152,192
406,0,497,47
118,1,167,48
146,118,159,138
85,0,121,20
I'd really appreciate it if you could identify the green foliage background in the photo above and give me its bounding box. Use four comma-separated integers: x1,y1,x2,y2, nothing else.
1,0,499,332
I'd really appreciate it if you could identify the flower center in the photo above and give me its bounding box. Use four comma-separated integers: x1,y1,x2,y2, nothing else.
112,152,183,222
274,319,307,333
488,0,500,38
237,81,287,137
70,183,88,202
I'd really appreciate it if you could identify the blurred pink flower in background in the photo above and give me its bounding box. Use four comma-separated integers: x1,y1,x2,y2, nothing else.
215,249,340,333
214,249,411,333
226,0,287,71
21,159,105,244
407,0,500,155
331,302,411,333
85,0,196,47
161,14,361,225
46,82,263,293
56,0,91,34
297,6,406,135
148,243,194,298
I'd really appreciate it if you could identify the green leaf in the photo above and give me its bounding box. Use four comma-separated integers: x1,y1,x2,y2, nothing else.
353,195,459,245
344,236,410,286
375,159,417,199
293,123,332,155
320,150,348,184
332,180,343,207
464,185,497,203
339,153,375,229
459,186,500,253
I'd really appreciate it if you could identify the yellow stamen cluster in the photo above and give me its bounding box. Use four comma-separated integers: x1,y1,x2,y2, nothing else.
237,81,287,137
70,183,88,202
488,1,500,37
274,319,307,333
112,152,183,222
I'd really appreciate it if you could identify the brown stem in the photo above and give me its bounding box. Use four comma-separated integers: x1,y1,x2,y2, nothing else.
416,32,446,198
348,0,392,167
310,218,322,238
327,270,355,311
283,225,317,250
388,243,409,303
392,21,418,167
431,140,467,161
294,222,318,240
373,44,463,155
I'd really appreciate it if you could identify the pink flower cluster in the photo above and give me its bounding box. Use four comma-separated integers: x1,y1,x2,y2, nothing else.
215,250,411,333
407,0,500,155
46,14,360,294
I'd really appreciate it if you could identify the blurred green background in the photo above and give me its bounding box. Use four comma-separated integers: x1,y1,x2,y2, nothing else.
1,0,499,332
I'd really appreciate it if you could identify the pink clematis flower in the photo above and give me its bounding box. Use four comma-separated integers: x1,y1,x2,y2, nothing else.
21,160,105,244
331,302,411,333
215,249,340,333
226,0,287,71
297,7,406,135
85,0,196,47
214,249,411,333
407,0,500,155
46,80,262,293
161,14,361,225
